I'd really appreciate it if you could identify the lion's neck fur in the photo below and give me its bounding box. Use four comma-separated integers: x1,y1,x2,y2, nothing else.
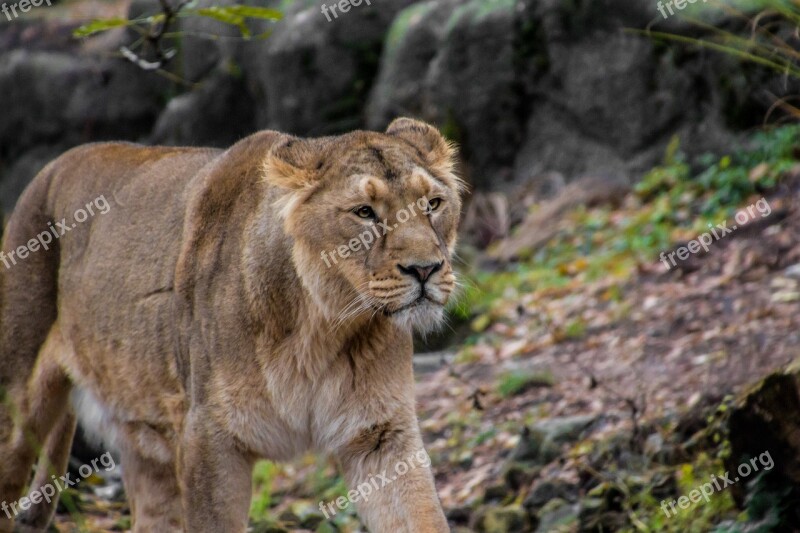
241,204,409,382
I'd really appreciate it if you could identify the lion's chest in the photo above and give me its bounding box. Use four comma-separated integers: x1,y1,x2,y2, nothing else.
211,358,372,461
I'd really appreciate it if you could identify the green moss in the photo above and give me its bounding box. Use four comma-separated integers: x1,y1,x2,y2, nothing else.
444,0,514,36
384,1,437,60
497,370,555,398
623,454,739,533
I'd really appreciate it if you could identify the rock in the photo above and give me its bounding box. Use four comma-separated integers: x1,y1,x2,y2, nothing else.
484,482,511,503
0,42,171,209
725,359,800,523
783,263,800,278
577,495,626,533
92,480,125,502
535,498,579,533
250,522,289,533
0,144,66,216
150,67,257,148
534,415,597,445
508,416,596,467
0,17,81,53
502,461,538,492
473,505,532,533
365,1,450,128
174,0,239,83
509,427,549,464
523,479,577,514
368,0,524,189
315,522,338,533
246,0,419,135
288,499,325,529
446,505,473,526
412,350,456,375
0,48,168,204
511,0,741,189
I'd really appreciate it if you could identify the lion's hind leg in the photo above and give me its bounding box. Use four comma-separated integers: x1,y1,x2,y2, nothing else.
0,328,73,533
14,407,77,532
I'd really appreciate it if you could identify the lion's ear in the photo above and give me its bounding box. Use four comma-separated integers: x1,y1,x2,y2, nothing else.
263,136,321,191
386,118,457,176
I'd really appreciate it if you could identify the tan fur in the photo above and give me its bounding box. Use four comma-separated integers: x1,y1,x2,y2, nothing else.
0,118,462,532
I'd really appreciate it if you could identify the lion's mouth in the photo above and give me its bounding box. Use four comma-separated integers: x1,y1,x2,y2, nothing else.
382,293,443,316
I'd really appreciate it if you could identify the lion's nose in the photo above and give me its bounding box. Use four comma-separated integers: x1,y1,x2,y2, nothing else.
398,262,443,283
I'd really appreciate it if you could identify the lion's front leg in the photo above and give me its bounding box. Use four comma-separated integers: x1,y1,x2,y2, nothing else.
177,408,255,533
334,412,448,533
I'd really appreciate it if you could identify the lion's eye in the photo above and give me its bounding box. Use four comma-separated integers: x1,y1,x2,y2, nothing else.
427,198,442,212
354,206,376,219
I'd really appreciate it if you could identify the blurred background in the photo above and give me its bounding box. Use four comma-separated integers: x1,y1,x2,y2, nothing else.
3,0,800,531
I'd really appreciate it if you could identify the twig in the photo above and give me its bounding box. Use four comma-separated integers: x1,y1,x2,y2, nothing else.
120,0,189,71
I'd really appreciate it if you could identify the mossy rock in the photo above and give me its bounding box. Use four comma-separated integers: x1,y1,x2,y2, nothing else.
474,505,533,533
724,360,800,527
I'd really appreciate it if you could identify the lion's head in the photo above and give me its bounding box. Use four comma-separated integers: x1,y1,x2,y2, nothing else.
263,118,464,333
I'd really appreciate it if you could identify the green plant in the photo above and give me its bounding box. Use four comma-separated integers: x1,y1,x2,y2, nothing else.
635,1,800,119
496,370,554,398
249,460,279,521
72,2,281,82
454,125,797,334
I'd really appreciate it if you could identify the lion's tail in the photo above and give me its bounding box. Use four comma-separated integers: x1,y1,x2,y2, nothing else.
0,159,74,532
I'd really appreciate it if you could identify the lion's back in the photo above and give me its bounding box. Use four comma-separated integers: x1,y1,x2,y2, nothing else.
36,142,222,406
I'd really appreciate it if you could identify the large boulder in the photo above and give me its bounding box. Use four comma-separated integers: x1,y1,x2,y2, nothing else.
0,0,173,212
241,0,421,135
723,360,800,527
0,48,169,198
0,145,67,216
150,67,257,147
367,0,748,191
367,0,523,188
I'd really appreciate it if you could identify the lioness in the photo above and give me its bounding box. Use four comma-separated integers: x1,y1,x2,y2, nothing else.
0,118,462,532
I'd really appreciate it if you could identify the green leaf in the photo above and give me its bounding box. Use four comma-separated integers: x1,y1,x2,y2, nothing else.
224,5,282,21
188,6,282,39
73,18,131,38
193,7,250,39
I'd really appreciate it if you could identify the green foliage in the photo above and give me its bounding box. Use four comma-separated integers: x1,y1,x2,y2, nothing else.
624,454,740,533
73,18,132,38
713,471,795,532
454,125,798,331
73,4,282,41
636,126,798,215
496,370,554,398
192,6,281,39
636,1,800,85
250,460,279,521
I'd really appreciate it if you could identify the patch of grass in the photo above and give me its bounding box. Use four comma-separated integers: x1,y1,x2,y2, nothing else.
454,125,799,327
624,453,739,532
496,370,555,398
249,460,278,521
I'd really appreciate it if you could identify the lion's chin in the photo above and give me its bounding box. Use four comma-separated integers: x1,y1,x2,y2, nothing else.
389,301,445,334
